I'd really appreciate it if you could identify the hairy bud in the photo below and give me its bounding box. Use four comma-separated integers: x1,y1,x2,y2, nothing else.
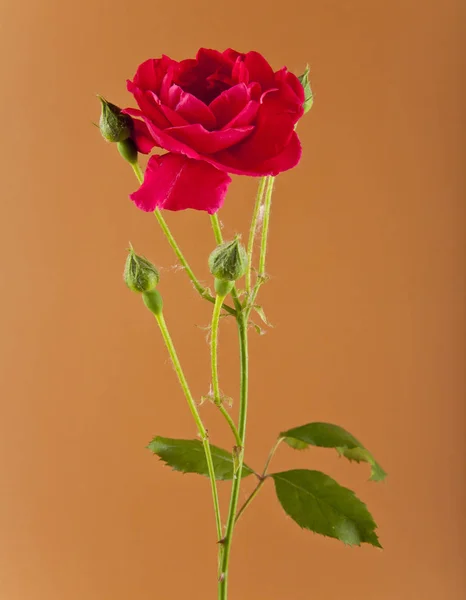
124,247,160,293
208,238,248,283
98,96,131,142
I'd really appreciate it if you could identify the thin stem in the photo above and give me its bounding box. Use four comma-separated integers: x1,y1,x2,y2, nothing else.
235,477,267,524
262,437,284,475
210,213,224,245
131,161,145,184
153,312,222,543
211,294,224,403
246,177,267,296
131,163,235,316
153,209,207,299
258,176,274,276
211,294,242,447
246,176,275,320
217,404,242,448
218,313,248,599
235,437,284,524
235,478,266,524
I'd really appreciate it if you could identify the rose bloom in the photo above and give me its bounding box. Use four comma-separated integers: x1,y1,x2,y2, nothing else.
125,48,305,213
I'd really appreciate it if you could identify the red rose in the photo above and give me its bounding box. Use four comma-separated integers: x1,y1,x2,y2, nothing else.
125,48,305,213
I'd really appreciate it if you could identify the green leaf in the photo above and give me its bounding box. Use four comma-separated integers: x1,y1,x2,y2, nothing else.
283,436,309,450
271,469,381,547
147,436,254,480
338,447,387,482
281,422,386,482
298,65,313,114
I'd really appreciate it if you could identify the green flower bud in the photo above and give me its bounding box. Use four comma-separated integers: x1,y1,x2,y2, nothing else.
98,96,131,142
124,247,160,293
208,238,248,283
117,138,138,166
142,289,163,316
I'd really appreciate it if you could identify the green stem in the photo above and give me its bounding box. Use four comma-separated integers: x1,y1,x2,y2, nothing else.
153,209,206,298
262,437,284,475
217,404,242,449
131,161,145,184
235,437,284,524
258,176,274,276
209,215,244,447
153,312,223,544
131,163,235,316
218,313,248,599
234,478,267,524
246,176,275,320
246,177,267,296
210,213,224,245
211,294,242,447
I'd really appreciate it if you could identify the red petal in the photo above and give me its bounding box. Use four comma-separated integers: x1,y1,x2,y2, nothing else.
171,85,217,129
243,51,275,88
130,153,231,214
232,57,250,84
140,116,202,159
270,68,305,121
223,99,259,129
132,58,159,90
276,68,305,103
228,106,295,164
175,58,199,88
196,48,233,73
165,123,254,154
126,83,171,129
209,83,249,128
132,56,176,93
223,48,245,62
159,65,176,105
131,89,187,128
210,131,302,176
251,131,302,175
131,119,156,154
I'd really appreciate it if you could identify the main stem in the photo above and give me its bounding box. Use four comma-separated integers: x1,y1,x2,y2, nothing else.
153,313,222,545
218,313,248,599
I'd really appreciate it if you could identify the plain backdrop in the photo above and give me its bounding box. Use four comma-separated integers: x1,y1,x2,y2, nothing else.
0,1,465,598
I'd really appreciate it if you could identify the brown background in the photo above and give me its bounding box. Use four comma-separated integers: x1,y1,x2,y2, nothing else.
1,0,465,598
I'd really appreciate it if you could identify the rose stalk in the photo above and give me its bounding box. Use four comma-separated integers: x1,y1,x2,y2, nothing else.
98,48,386,600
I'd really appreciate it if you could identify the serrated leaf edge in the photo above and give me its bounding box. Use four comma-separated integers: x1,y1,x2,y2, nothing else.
271,469,382,549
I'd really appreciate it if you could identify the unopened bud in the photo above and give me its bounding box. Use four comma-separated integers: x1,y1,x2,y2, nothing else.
98,96,131,142
208,238,248,284
124,247,160,293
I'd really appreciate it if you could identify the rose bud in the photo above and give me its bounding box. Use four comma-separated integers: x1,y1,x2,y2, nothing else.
208,238,248,296
124,247,160,293
98,96,131,142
